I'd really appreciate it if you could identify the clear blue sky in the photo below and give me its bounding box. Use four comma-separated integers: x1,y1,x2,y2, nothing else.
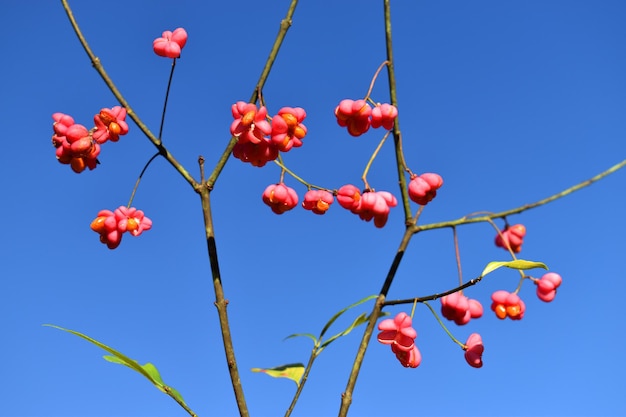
1,1,625,416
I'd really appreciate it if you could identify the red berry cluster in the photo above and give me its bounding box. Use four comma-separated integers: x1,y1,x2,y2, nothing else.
51,107,129,173
228,95,441,228
334,99,398,137
491,290,525,320
54,27,192,250
302,190,334,215
230,102,307,167
271,107,308,152
371,103,398,130
260,182,398,228
377,312,421,368
440,292,483,325
464,333,484,368
487,270,563,319
337,185,398,228
378,312,484,369
535,272,562,302
262,184,299,215
90,206,152,250
408,173,444,205
495,224,526,253
258,173,444,225
153,28,188,59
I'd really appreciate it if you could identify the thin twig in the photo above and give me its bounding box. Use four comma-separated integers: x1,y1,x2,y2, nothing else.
383,276,483,306
272,159,329,191
452,226,463,288
127,152,161,208
363,60,389,101
164,386,198,417
361,130,392,190
158,58,178,141
284,350,317,417
423,302,464,348
413,158,626,233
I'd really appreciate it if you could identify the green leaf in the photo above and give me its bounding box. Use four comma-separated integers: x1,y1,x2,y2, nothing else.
103,356,166,393
284,333,318,346
251,363,305,387
318,294,377,339
480,260,548,277
318,312,370,354
45,324,161,386
141,362,165,387
44,325,188,405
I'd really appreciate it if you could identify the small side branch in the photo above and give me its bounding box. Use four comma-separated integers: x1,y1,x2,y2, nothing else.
414,158,626,233
383,276,483,307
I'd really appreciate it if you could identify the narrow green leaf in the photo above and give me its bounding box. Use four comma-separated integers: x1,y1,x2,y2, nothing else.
45,325,188,405
45,324,157,385
480,260,548,277
103,356,166,392
251,363,305,387
318,295,377,339
318,312,369,353
103,354,135,368
284,333,318,345
141,363,166,387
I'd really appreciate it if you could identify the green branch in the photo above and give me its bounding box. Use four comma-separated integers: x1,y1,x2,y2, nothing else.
415,158,626,233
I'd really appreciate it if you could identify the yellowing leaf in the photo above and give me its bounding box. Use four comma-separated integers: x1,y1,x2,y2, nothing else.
251,363,305,387
481,260,548,277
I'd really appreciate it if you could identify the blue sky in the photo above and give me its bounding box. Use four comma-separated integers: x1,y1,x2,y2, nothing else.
1,1,625,416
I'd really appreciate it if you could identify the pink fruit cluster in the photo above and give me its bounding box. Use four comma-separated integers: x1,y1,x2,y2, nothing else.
90,206,152,249
371,103,399,129
259,182,398,226
377,312,421,368
535,272,562,302
464,333,484,368
491,290,525,320
260,182,399,225
337,185,398,228
440,293,483,325
335,99,398,137
271,107,308,152
93,108,129,143
153,28,188,58
228,99,405,226
495,224,526,253
231,102,307,167
408,173,444,205
262,184,299,215
51,107,129,173
302,190,334,215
